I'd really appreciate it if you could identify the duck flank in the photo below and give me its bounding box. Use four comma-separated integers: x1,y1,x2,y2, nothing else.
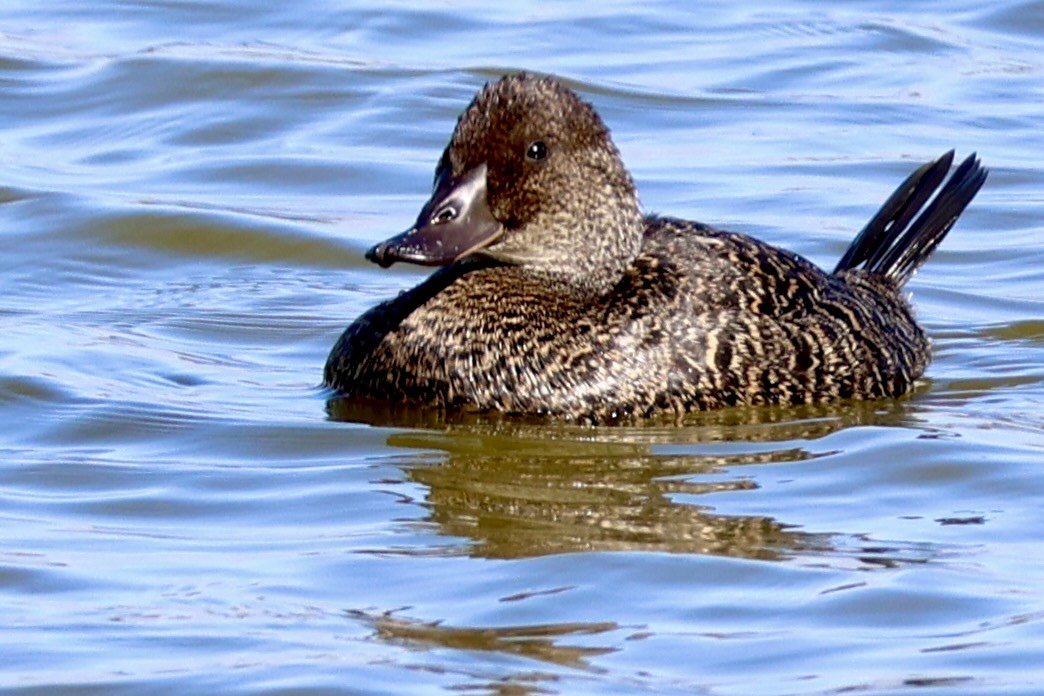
324,73,987,424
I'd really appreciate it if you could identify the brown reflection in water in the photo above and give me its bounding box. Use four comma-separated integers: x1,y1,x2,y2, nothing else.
330,398,918,560
327,393,918,433
402,436,812,560
348,609,618,670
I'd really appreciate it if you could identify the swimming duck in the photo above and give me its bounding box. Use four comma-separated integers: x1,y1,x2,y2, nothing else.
324,73,986,423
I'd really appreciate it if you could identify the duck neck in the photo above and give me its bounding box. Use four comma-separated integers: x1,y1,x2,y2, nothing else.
568,203,644,294
486,197,645,297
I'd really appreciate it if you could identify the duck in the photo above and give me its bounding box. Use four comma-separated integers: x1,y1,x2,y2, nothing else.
324,72,987,424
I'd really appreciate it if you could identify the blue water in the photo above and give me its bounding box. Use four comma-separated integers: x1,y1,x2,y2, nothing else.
2,1,1043,694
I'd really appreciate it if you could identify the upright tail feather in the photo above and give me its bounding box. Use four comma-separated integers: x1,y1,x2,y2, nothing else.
834,151,987,285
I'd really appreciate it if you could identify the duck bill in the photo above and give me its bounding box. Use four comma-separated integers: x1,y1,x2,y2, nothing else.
366,163,502,268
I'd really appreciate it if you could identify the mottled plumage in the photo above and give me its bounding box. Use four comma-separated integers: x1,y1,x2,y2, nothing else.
325,73,986,423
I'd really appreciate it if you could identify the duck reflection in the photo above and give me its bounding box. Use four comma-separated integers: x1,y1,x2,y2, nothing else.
328,397,917,560
347,609,618,670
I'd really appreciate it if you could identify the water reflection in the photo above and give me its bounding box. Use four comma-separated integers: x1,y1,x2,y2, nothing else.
348,609,618,669
331,398,918,560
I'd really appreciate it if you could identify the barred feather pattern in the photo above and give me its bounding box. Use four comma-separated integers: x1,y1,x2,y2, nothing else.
326,217,930,423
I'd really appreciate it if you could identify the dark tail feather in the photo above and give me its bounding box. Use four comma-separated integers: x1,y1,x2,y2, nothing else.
834,151,987,285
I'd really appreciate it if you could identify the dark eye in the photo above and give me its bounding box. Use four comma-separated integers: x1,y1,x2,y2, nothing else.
526,140,548,161
432,205,457,224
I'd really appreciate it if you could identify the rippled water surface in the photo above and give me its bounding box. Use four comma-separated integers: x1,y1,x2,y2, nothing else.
3,1,1043,694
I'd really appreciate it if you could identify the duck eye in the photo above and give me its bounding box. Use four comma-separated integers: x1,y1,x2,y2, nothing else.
526,140,549,161
432,205,457,225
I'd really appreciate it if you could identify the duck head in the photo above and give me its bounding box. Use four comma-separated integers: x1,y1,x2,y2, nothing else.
367,73,644,290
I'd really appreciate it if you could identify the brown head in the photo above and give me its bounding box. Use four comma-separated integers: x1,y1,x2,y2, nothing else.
367,73,645,291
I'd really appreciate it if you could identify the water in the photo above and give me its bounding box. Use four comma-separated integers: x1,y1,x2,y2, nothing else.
2,1,1043,694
